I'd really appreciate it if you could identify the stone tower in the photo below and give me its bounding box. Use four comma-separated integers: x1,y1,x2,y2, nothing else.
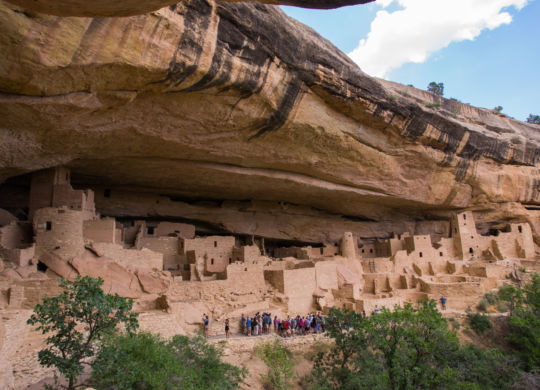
451,211,479,260
340,232,356,259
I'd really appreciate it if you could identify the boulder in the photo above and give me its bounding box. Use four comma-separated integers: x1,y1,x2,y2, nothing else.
136,270,171,294
37,251,78,279
70,251,142,298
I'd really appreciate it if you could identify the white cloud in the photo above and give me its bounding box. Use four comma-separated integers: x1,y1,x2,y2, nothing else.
349,0,528,78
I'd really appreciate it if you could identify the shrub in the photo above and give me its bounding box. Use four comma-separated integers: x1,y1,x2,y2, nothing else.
426,102,441,108
484,292,499,305
256,339,296,390
91,332,245,390
27,276,138,390
477,299,489,312
468,312,492,334
497,302,510,313
449,317,461,330
427,82,444,96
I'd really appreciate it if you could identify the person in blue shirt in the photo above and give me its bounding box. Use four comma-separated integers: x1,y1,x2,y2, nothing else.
440,296,447,310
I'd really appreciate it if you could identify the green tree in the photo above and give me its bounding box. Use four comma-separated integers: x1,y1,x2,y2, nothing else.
91,332,245,390
526,114,540,124
256,339,296,390
309,300,523,390
427,82,444,96
493,106,503,113
506,273,540,369
27,276,139,390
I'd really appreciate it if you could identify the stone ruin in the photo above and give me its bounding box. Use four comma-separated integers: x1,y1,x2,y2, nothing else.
1,167,538,336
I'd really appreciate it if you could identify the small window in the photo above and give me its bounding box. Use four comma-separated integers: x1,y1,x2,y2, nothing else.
211,258,214,265
362,249,365,253
46,221,52,231
320,248,324,255
214,241,217,247
471,236,474,239
147,227,154,235
419,252,423,258
518,226,523,233
439,252,443,257
229,258,232,264
369,249,373,253
463,214,467,220
37,261,48,272
469,248,474,254
104,189,111,198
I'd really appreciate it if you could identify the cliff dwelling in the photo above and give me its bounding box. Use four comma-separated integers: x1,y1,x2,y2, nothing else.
0,0,540,387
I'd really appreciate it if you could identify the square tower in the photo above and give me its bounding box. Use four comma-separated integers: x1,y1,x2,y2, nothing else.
451,211,480,260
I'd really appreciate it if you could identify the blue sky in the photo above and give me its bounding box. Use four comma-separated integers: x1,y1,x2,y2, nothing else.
282,0,539,121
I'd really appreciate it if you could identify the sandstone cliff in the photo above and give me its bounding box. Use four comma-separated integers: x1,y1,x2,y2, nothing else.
0,0,539,245
3,0,375,17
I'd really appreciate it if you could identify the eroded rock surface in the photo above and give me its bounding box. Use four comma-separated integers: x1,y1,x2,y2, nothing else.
0,0,539,244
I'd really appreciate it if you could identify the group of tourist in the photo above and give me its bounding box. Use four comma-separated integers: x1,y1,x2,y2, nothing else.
204,298,448,339
240,312,327,338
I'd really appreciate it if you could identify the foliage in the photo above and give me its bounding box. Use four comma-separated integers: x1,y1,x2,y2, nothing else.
427,82,444,96
484,292,499,305
467,312,492,335
425,102,441,109
448,317,460,330
506,273,540,369
526,114,540,124
307,301,530,390
498,284,519,314
310,300,461,390
91,332,245,390
477,299,489,312
493,106,503,113
256,339,296,390
27,276,138,390
497,302,509,313
308,300,524,390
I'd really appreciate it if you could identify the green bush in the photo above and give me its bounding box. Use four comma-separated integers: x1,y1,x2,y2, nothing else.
308,301,523,390
506,273,540,369
477,299,489,312
484,292,499,305
449,317,461,330
91,332,245,390
468,312,492,335
497,302,509,313
256,339,296,390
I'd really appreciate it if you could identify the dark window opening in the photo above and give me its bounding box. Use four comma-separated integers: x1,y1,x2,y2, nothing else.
214,241,217,247
440,252,443,256
229,258,232,264
362,249,365,253
184,264,190,270
104,189,111,198
46,221,52,231
211,258,214,265
37,261,48,273
469,248,474,254
463,214,466,220
369,249,373,253
147,227,154,235
471,236,474,239
419,252,423,258
320,248,324,255
518,226,523,233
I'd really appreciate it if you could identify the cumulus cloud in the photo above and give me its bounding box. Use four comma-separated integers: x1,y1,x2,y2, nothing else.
348,0,528,77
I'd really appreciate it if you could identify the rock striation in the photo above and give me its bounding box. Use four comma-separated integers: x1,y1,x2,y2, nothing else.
0,0,539,244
